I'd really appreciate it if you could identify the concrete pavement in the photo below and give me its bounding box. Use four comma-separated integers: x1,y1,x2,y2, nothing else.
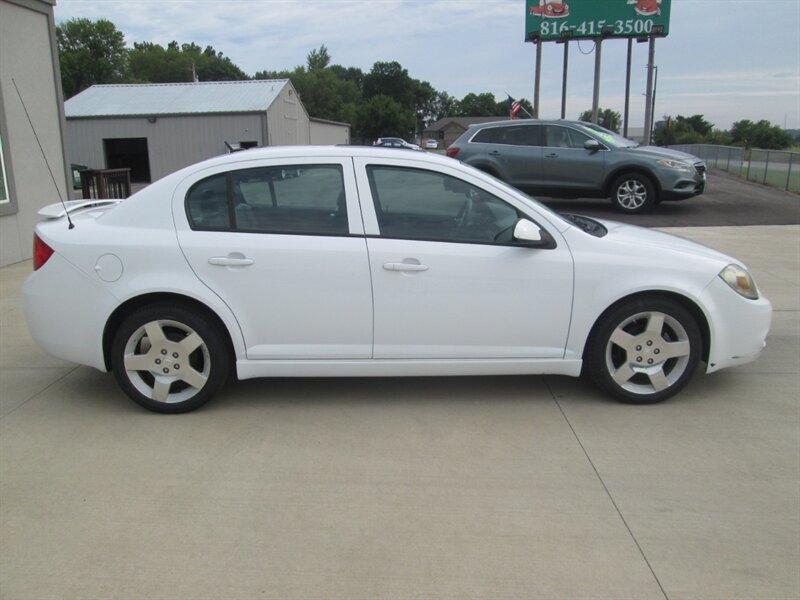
1,226,798,599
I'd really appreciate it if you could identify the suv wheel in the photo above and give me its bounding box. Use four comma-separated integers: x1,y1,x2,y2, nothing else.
611,173,656,213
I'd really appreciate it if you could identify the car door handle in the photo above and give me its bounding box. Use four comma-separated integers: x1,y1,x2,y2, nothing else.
208,256,254,267
488,150,501,156
383,262,429,272
545,153,559,159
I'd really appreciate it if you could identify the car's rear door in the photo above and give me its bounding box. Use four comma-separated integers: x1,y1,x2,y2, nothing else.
481,124,544,191
173,157,373,360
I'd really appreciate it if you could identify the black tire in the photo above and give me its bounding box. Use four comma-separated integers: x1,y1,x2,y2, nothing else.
111,303,230,413
585,296,701,404
610,173,657,213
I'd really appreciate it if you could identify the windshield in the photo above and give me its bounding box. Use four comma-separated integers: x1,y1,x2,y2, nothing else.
576,123,639,149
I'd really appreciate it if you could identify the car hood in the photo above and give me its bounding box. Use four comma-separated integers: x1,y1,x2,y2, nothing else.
625,146,703,162
595,218,736,265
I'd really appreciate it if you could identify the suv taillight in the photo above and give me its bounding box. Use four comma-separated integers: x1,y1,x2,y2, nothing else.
445,146,460,158
33,234,54,270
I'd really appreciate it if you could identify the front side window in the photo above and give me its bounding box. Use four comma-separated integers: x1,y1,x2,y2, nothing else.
186,164,347,235
545,125,591,149
366,166,522,244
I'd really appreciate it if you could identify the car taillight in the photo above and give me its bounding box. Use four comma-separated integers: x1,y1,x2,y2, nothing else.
33,234,54,270
445,147,460,158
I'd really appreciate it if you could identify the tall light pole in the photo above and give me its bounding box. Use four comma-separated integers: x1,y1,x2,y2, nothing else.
649,65,659,144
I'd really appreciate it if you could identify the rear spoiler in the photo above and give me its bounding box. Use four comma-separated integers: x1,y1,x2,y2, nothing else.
38,199,123,219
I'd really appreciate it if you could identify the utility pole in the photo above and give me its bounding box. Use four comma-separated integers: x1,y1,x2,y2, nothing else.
591,38,602,124
643,36,656,144
623,38,632,138
533,40,542,118
560,39,569,119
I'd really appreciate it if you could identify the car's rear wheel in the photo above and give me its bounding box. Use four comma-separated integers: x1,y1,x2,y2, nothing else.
585,297,701,403
111,304,229,413
610,173,656,213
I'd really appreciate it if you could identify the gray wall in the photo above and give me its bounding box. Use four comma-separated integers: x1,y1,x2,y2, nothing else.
66,113,266,182
266,82,310,146
65,81,323,183
310,120,350,145
0,0,70,267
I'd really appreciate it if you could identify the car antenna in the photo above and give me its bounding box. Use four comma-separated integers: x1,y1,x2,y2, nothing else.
11,78,74,229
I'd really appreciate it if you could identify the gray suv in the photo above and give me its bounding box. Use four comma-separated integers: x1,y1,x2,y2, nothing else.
446,120,706,213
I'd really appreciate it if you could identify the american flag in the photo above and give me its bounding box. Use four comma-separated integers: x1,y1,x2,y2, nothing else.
509,97,521,119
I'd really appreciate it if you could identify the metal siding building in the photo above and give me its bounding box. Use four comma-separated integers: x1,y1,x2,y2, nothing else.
0,0,70,267
65,80,349,182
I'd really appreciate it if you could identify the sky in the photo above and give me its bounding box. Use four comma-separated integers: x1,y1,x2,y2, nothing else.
53,0,800,131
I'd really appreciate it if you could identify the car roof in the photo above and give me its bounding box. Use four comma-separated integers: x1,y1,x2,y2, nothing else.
467,119,587,129
181,145,454,172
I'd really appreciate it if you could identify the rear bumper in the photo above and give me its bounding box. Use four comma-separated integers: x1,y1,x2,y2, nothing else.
23,253,117,372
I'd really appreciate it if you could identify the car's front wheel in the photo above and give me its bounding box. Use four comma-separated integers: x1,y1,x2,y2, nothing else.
610,173,656,213
111,304,230,413
585,297,701,403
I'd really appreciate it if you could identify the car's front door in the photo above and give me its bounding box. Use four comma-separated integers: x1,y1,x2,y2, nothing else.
539,125,607,193
173,158,373,360
353,157,574,359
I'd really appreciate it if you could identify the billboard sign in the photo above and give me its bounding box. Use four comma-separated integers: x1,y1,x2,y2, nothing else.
525,0,671,41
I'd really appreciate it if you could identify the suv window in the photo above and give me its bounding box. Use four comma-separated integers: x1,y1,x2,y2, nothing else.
545,125,591,149
366,166,521,244
187,164,347,235
473,125,542,146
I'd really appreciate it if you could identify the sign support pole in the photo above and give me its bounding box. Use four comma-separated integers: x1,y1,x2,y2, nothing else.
560,40,569,120
533,40,542,118
643,35,656,144
623,38,632,138
591,38,602,124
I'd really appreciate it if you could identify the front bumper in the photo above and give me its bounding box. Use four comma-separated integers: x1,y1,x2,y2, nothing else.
700,276,772,373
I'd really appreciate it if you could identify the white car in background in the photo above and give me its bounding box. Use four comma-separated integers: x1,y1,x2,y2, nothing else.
24,147,771,413
425,139,439,149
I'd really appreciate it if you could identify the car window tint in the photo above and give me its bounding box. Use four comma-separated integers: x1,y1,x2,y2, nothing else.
186,165,348,235
186,173,230,229
546,125,591,149
472,127,499,143
493,125,542,147
366,166,521,244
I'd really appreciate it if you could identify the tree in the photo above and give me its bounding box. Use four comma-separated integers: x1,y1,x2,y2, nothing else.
730,119,793,149
457,92,501,117
128,41,248,83
363,61,415,109
578,108,621,132
57,18,128,98
356,95,416,142
653,114,715,146
306,44,331,70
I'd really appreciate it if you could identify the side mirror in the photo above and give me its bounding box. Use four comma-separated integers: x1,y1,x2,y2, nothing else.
513,219,543,243
584,139,602,151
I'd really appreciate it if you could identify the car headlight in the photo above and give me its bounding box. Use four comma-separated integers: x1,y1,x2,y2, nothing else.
657,159,695,172
719,264,759,299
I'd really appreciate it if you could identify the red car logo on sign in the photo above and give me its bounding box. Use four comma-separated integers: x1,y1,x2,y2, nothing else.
529,0,570,18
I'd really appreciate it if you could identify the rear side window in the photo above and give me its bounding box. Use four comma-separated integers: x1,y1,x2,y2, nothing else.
186,164,347,235
474,125,542,147
186,173,230,229
472,127,499,144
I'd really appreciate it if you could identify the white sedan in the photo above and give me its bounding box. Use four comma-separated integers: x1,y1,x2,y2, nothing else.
23,147,771,413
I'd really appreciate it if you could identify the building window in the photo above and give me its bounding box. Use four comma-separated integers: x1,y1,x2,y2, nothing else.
0,131,9,204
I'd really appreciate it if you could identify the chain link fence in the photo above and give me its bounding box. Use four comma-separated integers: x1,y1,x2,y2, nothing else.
668,144,799,193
